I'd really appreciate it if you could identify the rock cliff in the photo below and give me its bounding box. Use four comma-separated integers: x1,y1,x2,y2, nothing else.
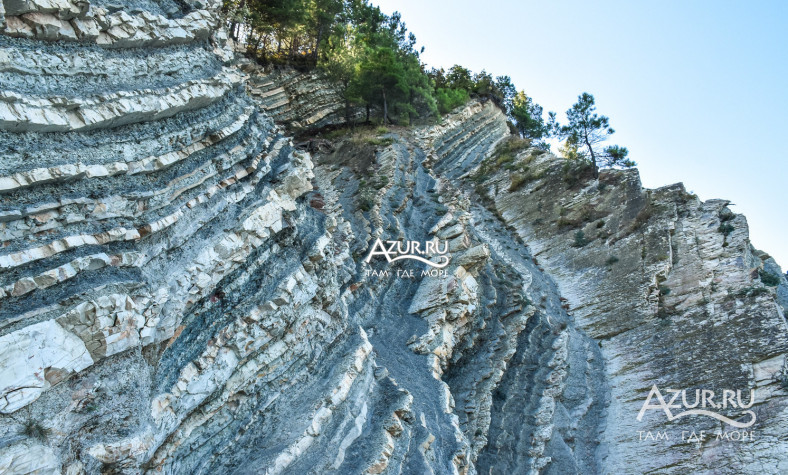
1,3,787,474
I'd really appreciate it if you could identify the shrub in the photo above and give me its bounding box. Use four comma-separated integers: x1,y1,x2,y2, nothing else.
435,87,471,115
596,220,606,228
509,172,531,192
731,286,770,299
497,154,515,167
374,176,389,189
571,230,590,248
633,200,654,228
358,196,374,212
324,127,351,140
759,269,781,287
20,419,50,441
557,216,582,230
471,172,489,184
718,223,735,236
605,256,619,266
491,137,531,170
562,160,594,188
376,126,389,134
474,183,489,200
659,285,671,296
366,137,394,147
656,308,672,321
578,204,603,223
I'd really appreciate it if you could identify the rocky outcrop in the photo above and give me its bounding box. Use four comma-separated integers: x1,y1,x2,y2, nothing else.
242,63,363,133
1,0,216,46
0,2,391,473
2,4,787,473
305,107,609,473
459,125,788,473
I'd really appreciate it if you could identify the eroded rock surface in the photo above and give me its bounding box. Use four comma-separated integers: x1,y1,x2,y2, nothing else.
1,3,787,474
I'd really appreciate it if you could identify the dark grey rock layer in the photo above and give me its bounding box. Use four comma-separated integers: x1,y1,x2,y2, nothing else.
2,4,787,474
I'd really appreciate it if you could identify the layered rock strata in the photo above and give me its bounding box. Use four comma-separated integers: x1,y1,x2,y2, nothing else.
0,2,400,473
242,63,363,133
2,5,787,473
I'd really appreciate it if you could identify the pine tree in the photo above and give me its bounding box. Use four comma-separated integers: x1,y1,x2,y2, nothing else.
511,91,548,140
557,93,634,178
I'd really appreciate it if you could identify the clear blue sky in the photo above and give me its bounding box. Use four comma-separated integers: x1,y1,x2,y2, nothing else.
374,0,787,269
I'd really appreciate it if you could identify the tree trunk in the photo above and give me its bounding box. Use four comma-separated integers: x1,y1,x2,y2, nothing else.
314,22,324,64
382,89,388,125
234,0,247,42
584,135,599,178
344,82,351,125
261,35,269,63
408,90,414,126
252,34,261,54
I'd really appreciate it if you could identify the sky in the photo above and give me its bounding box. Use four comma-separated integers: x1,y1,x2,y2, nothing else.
374,0,787,269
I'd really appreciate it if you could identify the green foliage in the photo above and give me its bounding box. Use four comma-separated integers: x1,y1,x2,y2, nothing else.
230,0,624,149
428,67,534,123
230,0,560,131
358,195,374,212
230,0,438,124
226,0,342,67
474,183,490,201
470,136,530,186
561,160,595,189
605,256,619,266
20,419,50,441
718,223,735,236
366,137,394,146
493,137,531,166
659,285,671,296
556,216,581,230
509,172,531,192
373,176,389,189
571,230,590,248
323,127,352,140
759,269,781,287
731,286,771,299
351,19,438,125
511,91,548,140
554,93,634,177
435,87,470,114
604,144,634,168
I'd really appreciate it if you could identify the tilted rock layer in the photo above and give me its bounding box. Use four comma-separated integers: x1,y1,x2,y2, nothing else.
1,3,787,474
